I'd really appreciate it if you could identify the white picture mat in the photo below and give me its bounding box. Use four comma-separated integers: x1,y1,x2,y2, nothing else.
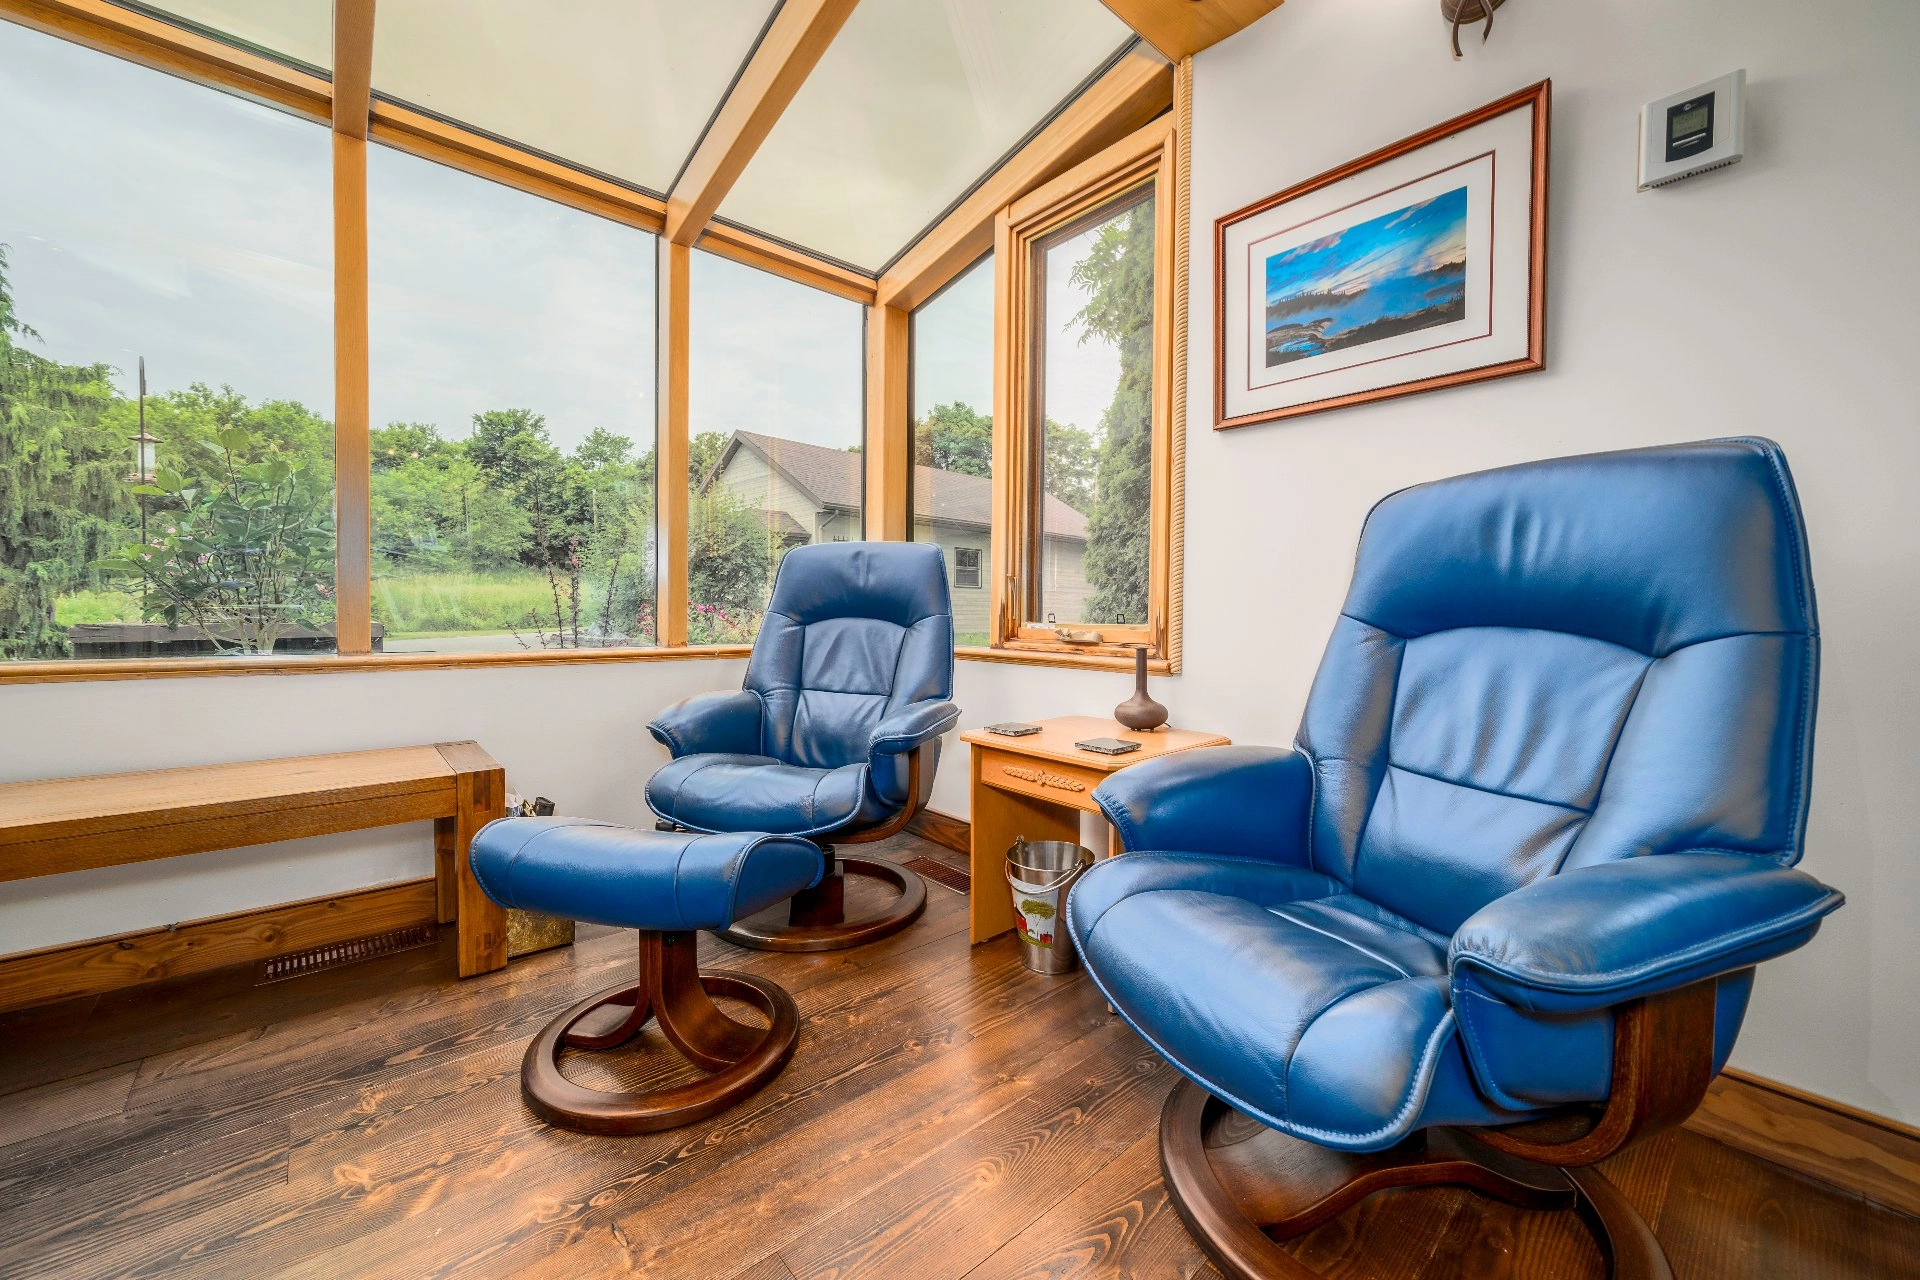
1244,153,1494,393
1221,102,1537,418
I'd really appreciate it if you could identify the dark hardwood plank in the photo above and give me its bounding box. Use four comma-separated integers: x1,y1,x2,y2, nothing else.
962,1131,1208,1280
731,1254,801,1280
1655,1128,1887,1280
0,1062,134,1149
778,1036,1175,1278
0,1120,290,1278
561,990,1129,1280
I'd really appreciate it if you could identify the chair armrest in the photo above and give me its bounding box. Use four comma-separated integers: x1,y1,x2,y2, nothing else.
1092,745,1313,863
1450,853,1844,1015
647,690,764,758
867,700,960,758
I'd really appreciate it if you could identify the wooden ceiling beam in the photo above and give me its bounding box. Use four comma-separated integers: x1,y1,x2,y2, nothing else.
665,0,861,246
330,0,375,138
0,0,331,120
876,45,1172,313
1096,0,1284,60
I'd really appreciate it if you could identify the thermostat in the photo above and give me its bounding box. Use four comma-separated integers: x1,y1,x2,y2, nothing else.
1638,70,1745,190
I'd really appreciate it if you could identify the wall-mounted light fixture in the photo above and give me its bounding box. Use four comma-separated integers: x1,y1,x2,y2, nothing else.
1440,0,1505,60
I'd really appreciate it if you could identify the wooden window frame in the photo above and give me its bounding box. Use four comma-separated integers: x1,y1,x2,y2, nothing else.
981,115,1181,673
0,3,1180,685
0,0,873,683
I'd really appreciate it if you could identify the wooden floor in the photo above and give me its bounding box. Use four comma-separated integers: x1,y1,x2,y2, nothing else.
2,831,1916,1280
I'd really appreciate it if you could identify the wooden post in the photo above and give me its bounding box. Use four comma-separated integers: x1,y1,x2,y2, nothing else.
435,741,508,976
656,238,691,647
864,304,910,541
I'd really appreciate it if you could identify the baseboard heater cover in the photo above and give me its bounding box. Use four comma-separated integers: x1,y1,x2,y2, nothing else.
255,922,439,984
902,856,971,894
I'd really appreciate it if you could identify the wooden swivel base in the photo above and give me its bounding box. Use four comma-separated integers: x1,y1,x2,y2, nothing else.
1159,1081,1672,1280
715,849,928,953
521,930,799,1135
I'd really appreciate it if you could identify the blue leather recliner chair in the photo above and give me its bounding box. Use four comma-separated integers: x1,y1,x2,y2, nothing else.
1068,439,1843,1279
647,541,960,951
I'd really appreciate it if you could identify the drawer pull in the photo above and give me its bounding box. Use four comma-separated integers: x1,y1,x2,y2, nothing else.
1002,765,1087,793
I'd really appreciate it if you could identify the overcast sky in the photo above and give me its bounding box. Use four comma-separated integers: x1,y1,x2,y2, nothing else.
0,18,1120,460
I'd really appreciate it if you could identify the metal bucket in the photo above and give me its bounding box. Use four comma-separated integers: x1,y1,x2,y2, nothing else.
1005,838,1094,974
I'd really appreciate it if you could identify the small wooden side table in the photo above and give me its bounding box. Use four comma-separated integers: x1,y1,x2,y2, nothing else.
959,715,1230,944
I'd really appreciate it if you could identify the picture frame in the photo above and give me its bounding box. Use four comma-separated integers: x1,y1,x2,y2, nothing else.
1214,81,1550,430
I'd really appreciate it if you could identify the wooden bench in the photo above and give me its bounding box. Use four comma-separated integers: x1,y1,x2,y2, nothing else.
0,742,509,1010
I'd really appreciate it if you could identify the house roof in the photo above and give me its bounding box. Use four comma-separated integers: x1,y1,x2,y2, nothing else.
720,430,1089,541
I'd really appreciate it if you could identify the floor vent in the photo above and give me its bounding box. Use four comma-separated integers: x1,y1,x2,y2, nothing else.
255,923,439,985
904,856,971,895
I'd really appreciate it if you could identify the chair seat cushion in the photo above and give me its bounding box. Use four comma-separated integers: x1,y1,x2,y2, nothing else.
469,817,823,932
1067,852,1543,1151
645,753,894,838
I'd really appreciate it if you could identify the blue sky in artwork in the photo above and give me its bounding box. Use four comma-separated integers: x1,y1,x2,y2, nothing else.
1263,186,1468,366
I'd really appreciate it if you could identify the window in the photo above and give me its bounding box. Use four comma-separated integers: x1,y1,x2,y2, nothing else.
909,253,994,643
954,548,983,590
366,145,658,654
0,20,335,663
687,250,864,645
993,120,1175,663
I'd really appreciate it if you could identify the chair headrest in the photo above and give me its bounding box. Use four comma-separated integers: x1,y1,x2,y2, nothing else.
1343,438,1816,657
766,541,952,628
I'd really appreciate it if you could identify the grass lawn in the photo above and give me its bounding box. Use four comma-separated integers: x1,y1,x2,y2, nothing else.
374,571,575,637
53,590,146,625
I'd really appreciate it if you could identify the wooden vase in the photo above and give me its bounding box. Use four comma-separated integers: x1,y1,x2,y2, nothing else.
1114,645,1168,731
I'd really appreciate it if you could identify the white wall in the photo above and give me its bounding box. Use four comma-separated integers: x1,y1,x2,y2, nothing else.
0,658,743,954
937,0,1920,1125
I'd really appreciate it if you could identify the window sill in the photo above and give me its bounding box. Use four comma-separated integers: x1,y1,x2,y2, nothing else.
956,645,1174,676
0,645,755,685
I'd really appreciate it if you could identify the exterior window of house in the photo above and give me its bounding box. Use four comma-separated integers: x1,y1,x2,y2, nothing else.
0,20,334,663
688,249,864,645
909,254,993,644
366,146,658,655
993,121,1174,664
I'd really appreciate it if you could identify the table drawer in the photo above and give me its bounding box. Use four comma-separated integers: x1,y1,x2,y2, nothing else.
978,752,1106,810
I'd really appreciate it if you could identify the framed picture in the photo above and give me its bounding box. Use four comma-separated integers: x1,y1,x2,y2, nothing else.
1215,81,1549,429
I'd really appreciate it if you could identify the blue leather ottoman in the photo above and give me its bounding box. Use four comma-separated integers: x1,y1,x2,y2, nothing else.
470,817,824,1135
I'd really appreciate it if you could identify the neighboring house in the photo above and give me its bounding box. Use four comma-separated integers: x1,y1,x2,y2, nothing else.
707,430,1090,638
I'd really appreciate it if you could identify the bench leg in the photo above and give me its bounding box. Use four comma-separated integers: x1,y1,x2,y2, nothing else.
433,819,458,925
450,766,508,977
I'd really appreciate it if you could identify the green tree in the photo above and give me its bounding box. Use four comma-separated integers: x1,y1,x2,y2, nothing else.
574,426,632,471
98,426,335,653
688,430,730,484
914,400,1094,514
1042,419,1097,515
371,421,447,470
0,245,132,658
688,482,769,611
914,401,992,477
1070,198,1157,625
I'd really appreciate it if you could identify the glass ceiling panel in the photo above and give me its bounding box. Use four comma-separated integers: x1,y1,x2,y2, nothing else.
719,0,1132,271
138,1,333,70
370,0,778,194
